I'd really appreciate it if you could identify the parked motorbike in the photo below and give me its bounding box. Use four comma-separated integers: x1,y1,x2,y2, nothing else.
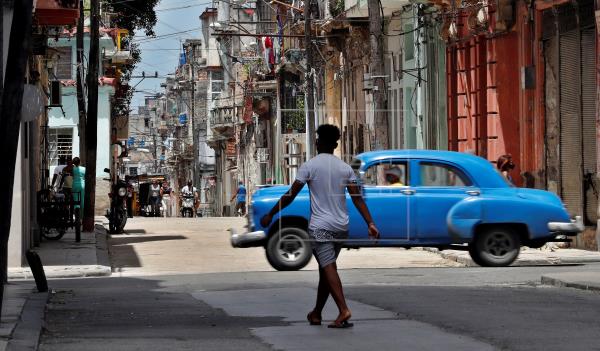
180,194,195,217
104,168,128,233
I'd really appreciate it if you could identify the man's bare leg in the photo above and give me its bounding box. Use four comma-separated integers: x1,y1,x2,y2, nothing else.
322,262,351,324
308,267,330,324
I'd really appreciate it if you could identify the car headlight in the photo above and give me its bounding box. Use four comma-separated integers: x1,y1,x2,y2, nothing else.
118,187,127,197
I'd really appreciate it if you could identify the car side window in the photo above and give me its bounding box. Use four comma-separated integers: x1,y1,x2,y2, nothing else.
363,161,408,187
420,162,472,187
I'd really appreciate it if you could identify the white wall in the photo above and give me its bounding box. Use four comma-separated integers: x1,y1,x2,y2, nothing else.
8,126,23,267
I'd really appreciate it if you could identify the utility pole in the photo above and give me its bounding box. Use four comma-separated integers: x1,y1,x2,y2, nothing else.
368,0,389,150
304,0,316,159
0,0,34,321
190,43,197,187
76,0,87,163
83,0,100,232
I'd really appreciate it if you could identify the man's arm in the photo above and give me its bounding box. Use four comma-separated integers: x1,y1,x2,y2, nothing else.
347,183,380,240
260,180,305,227
230,188,238,202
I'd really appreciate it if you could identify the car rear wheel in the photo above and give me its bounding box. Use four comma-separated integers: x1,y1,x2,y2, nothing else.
266,227,312,271
469,227,520,267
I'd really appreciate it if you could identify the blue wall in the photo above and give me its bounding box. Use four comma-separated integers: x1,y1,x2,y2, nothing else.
48,34,116,177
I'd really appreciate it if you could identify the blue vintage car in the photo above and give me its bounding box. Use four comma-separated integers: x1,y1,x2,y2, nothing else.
231,150,583,270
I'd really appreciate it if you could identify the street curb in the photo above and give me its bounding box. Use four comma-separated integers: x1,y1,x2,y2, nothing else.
5,291,49,351
94,224,112,274
422,248,474,267
423,247,600,267
8,226,112,280
540,276,600,292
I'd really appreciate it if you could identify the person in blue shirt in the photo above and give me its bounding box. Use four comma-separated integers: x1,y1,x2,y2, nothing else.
230,181,247,216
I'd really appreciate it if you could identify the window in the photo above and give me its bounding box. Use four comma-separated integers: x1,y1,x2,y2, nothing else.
363,161,408,186
420,162,472,187
53,46,72,80
209,70,223,102
48,128,73,166
404,25,414,61
211,70,224,81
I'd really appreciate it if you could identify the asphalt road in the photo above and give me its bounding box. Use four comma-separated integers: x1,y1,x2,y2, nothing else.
38,217,600,351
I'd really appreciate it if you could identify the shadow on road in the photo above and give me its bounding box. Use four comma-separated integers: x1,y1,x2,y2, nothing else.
40,276,280,351
110,235,187,245
123,228,147,235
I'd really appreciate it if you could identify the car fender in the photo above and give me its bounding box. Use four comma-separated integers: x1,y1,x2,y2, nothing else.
448,193,570,240
447,196,483,240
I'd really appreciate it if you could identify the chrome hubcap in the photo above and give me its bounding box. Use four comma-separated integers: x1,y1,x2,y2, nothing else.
276,234,306,262
483,232,514,257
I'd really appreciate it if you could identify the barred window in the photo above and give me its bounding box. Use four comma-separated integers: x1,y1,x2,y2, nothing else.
48,128,73,166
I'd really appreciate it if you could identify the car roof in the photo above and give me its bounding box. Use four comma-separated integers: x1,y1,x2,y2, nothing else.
354,150,508,188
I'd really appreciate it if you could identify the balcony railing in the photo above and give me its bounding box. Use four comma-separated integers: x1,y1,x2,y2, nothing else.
210,107,236,128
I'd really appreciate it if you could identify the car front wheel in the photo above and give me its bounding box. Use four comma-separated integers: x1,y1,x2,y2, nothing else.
469,227,520,267
266,227,312,271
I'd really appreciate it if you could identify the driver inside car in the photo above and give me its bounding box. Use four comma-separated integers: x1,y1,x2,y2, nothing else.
385,167,404,186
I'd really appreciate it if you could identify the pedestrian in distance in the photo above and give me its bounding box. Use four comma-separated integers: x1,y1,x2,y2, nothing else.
160,181,173,217
61,158,74,218
230,181,247,216
497,154,515,185
72,157,86,218
149,179,161,217
260,124,380,329
51,155,67,193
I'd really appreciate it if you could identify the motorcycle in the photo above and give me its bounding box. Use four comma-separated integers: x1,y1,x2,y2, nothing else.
104,168,128,233
180,194,195,217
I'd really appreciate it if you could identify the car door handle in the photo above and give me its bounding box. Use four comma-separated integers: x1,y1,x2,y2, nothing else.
466,190,480,196
401,189,415,195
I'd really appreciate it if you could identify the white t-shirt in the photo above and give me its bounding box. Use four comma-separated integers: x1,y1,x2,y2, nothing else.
53,165,66,190
150,184,161,197
296,153,357,233
181,186,197,196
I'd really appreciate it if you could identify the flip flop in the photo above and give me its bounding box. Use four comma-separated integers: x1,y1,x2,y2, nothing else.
328,320,354,329
307,312,321,326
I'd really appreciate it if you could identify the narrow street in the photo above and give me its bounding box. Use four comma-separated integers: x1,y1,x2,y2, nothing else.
36,218,600,351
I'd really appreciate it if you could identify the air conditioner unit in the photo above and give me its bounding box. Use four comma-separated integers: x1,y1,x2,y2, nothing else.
49,80,61,107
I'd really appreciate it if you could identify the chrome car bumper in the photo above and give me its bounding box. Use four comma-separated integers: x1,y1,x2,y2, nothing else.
548,216,584,234
230,229,267,247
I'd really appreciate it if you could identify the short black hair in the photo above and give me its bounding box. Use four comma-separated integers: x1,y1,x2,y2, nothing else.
316,124,340,148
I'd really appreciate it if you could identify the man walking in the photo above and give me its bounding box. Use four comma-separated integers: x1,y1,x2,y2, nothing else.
230,181,247,216
261,124,379,328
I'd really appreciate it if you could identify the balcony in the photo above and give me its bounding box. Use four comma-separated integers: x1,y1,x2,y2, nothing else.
34,0,79,26
210,107,236,129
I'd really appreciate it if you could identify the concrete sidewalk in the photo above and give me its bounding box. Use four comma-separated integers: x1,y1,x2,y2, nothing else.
8,219,111,280
425,246,600,267
1,282,48,351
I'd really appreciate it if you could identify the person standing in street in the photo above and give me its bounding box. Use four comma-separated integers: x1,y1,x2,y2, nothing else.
230,181,247,216
260,124,380,329
149,180,161,217
61,158,74,218
160,181,173,217
51,155,67,193
72,157,85,218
